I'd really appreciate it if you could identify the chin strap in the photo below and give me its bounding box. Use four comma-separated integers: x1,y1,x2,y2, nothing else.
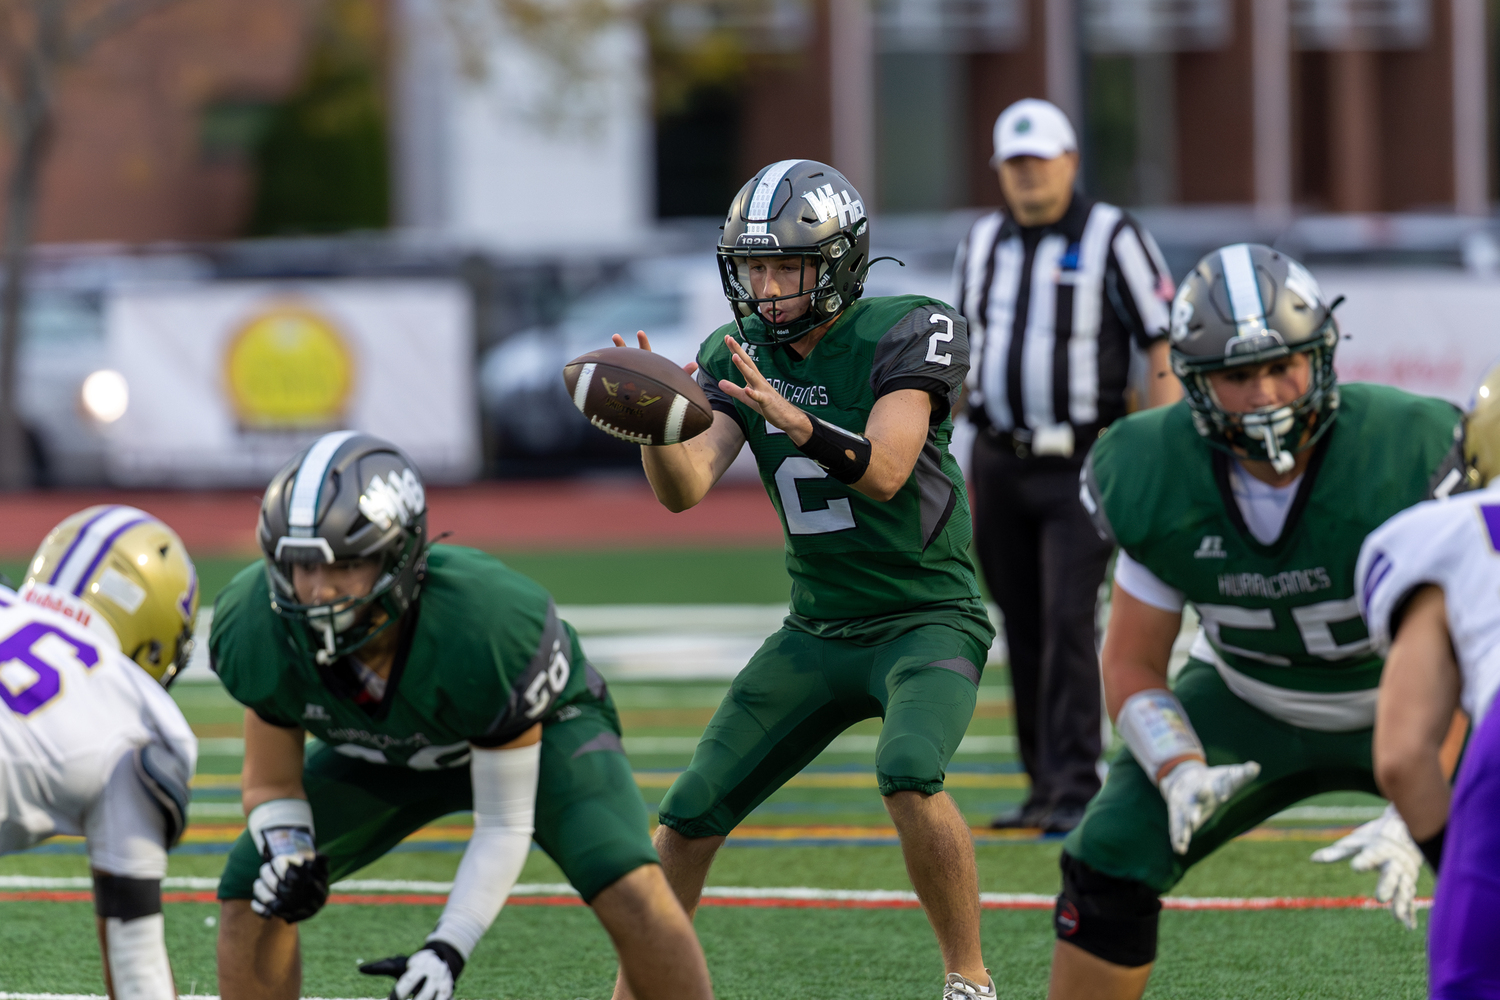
314,620,338,665
1257,423,1296,474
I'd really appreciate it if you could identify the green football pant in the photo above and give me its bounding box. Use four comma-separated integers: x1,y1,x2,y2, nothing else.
1063,658,1378,893
218,701,658,904
657,621,987,839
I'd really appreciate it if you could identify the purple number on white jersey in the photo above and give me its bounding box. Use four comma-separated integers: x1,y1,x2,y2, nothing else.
1480,504,1500,551
0,622,100,716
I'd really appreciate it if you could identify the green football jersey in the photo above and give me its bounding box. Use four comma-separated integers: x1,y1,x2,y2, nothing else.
1083,382,1461,697
696,295,988,633
209,545,603,769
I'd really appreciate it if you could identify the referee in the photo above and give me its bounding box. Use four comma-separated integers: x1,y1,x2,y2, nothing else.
954,99,1179,833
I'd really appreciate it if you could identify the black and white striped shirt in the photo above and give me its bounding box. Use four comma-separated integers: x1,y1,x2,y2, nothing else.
953,195,1173,436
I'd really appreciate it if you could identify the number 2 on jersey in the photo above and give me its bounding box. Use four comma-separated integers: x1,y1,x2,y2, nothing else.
775,457,857,535
0,622,100,716
926,314,954,366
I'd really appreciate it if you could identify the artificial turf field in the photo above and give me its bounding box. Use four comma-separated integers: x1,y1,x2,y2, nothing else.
0,549,1435,998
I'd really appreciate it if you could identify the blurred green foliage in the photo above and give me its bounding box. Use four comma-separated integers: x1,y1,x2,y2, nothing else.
248,0,389,236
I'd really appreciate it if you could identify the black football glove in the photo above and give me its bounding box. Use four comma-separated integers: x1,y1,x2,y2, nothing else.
361,940,465,1000
251,851,330,923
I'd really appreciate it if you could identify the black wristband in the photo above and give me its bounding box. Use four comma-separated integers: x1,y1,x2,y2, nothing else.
425,939,466,981
1416,825,1445,873
793,410,872,485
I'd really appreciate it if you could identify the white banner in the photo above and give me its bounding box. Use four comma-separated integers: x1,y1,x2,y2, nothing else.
1316,267,1500,406
104,280,478,486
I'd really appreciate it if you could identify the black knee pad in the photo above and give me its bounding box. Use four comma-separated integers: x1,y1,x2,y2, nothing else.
93,874,162,922
1053,851,1161,968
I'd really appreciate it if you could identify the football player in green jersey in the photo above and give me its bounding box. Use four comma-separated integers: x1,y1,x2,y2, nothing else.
1046,244,1463,999
210,433,712,1000
608,160,997,1000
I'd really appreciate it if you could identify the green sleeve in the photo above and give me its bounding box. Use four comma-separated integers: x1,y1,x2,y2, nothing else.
208,562,301,728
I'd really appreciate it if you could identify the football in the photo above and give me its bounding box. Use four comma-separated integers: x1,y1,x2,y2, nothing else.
562,346,715,446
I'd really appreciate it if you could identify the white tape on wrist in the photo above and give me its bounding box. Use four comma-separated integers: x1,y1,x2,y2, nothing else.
105,913,173,1000
1116,689,1204,787
247,798,316,857
430,741,541,959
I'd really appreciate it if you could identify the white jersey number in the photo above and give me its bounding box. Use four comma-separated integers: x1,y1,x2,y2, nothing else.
1197,597,1372,665
926,314,954,366
775,457,857,535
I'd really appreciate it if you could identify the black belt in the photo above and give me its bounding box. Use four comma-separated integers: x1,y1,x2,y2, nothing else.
981,422,1105,460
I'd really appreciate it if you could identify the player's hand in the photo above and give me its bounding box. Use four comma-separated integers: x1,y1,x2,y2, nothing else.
611,330,698,377
360,941,465,1000
719,335,811,442
1158,759,1261,855
251,851,330,922
1310,804,1421,929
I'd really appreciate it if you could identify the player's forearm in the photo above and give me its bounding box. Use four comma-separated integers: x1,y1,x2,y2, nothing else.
1374,585,1461,841
241,710,306,812
1376,749,1450,841
429,742,540,958
641,443,715,512
1145,340,1182,408
846,390,932,502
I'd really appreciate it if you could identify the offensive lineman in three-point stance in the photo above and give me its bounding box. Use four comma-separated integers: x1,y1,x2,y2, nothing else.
1048,244,1461,998
210,432,712,1000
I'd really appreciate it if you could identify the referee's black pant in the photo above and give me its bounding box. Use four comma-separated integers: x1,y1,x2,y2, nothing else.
970,432,1113,816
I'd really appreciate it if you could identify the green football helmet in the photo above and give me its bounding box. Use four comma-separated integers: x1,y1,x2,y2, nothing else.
1170,243,1341,473
257,431,428,665
717,159,872,345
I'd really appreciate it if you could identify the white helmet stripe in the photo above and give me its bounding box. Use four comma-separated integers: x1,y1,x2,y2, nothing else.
747,159,804,222
51,505,152,596
287,430,360,531
1219,243,1267,335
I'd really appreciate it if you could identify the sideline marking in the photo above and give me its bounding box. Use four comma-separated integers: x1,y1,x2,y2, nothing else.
0,880,1431,913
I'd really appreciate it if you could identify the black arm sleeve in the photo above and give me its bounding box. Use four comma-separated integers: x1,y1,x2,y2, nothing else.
869,304,970,417
696,365,747,436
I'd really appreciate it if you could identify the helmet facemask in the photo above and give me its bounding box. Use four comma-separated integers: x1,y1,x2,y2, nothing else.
266,527,425,666
718,233,864,346
1176,316,1340,474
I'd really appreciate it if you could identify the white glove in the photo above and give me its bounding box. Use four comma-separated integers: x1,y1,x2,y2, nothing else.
394,948,457,1000
1310,804,1421,930
1158,758,1261,855
361,942,465,1000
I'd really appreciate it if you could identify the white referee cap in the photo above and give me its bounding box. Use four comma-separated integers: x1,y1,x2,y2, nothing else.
992,99,1077,165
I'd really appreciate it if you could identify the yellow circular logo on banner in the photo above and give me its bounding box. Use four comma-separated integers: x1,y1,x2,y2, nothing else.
225,304,353,429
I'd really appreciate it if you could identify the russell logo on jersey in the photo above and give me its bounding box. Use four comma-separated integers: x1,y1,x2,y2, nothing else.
1194,536,1227,559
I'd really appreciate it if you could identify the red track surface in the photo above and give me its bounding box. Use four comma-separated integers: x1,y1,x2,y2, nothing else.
0,480,783,557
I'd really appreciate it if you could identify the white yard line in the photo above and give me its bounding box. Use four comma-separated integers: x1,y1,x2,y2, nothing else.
0,877,1432,911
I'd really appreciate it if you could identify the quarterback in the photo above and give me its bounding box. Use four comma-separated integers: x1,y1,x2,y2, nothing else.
210,432,711,1000
1359,365,1500,999
0,506,199,1000
1048,244,1463,998
610,159,997,1000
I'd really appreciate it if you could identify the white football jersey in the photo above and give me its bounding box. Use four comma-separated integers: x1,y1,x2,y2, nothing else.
1357,485,1500,727
0,587,197,861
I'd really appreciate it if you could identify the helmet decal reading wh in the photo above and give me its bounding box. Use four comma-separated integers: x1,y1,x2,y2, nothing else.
802,184,864,227
359,469,425,531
